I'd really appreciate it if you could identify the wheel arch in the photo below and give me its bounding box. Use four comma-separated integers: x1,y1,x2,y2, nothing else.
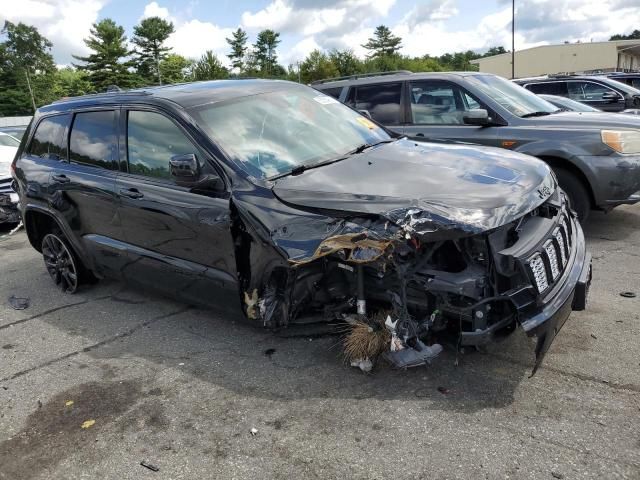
536,155,596,209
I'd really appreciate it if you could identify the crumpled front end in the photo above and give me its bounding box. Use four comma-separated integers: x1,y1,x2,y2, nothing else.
0,178,20,224
232,174,590,374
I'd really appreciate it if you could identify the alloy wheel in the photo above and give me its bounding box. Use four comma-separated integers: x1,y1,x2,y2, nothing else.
42,233,78,293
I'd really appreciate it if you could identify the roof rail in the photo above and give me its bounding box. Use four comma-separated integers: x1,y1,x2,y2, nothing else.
311,70,413,85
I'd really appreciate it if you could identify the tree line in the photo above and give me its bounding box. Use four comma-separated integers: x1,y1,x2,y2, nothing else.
0,19,508,116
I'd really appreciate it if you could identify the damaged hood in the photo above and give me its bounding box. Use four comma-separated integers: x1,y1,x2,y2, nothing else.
273,138,555,235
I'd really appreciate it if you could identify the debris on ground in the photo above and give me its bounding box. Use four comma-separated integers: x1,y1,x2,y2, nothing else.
437,386,450,395
250,427,258,436
65,400,74,407
590,333,598,339
140,461,159,472
263,348,276,357
619,291,636,298
551,471,564,479
350,358,373,373
81,419,95,429
8,295,29,310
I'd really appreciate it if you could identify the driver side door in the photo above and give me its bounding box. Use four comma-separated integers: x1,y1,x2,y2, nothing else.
115,107,238,309
402,80,500,147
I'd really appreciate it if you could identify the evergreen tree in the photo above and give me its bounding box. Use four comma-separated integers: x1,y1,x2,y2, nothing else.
73,19,136,92
190,51,229,81
253,29,280,76
362,25,402,58
610,29,640,40
131,16,175,85
226,28,248,72
1,21,55,113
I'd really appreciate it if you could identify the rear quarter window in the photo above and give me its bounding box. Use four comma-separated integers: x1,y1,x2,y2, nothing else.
27,114,70,160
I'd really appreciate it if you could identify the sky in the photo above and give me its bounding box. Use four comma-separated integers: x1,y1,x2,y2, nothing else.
0,0,638,68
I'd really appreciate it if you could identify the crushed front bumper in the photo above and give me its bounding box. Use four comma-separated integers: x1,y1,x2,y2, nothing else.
460,204,591,373
519,218,591,373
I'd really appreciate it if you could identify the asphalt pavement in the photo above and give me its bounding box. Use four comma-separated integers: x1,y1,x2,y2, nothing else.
1,206,639,479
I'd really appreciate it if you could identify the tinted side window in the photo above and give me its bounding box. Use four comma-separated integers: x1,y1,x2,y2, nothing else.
350,83,402,124
28,115,70,160
321,87,343,99
526,82,568,96
567,81,613,101
127,110,197,179
69,111,117,170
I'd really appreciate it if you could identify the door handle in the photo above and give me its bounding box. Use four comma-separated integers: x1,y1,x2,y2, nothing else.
52,174,70,183
415,133,425,137
119,188,144,199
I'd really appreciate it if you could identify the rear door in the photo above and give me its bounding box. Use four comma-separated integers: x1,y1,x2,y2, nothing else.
115,107,237,308
345,82,405,135
403,80,500,147
48,108,127,278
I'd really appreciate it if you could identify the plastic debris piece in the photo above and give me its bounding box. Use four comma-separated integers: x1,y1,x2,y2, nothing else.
65,400,74,407
8,295,29,310
551,472,564,479
620,291,636,298
178,363,185,366
140,461,159,472
263,348,276,357
250,427,258,436
590,333,597,339
350,358,373,373
437,386,450,395
81,419,95,429
384,342,443,369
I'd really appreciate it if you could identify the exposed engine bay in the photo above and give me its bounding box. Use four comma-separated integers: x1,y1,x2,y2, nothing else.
235,179,586,374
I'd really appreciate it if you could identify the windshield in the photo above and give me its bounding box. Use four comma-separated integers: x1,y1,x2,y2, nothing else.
0,133,19,147
539,94,600,112
191,86,391,179
467,75,559,117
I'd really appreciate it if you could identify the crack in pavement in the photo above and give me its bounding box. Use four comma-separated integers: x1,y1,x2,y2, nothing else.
0,294,115,331
488,352,640,393
0,306,190,383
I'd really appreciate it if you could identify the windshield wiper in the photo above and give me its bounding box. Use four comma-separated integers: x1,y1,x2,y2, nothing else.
521,111,556,118
270,138,397,180
349,138,396,155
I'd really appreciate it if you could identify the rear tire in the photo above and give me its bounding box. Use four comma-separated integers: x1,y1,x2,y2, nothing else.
41,228,95,293
553,168,591,223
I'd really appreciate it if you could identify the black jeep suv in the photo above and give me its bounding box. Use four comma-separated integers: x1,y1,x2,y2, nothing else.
314,71,640,222
11,80,591,371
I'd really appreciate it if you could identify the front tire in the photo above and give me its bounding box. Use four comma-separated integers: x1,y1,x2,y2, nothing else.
553,168,591,223
41,231,80,293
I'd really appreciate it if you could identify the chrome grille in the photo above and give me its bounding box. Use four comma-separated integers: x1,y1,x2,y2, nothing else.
529,253,549,293
527,213,573,294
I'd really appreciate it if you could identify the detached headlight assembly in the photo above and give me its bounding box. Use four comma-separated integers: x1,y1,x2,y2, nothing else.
601,130,640,154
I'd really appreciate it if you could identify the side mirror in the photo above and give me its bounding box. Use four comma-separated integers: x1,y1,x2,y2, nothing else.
358,109,372,119
463,108,491,126
602,91,620,103
170,153,199,180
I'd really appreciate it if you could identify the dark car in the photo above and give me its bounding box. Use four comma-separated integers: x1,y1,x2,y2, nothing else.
515,74,640,112
313,71,640,221
11,80,591,372
606,72,640,90
538,94,601,112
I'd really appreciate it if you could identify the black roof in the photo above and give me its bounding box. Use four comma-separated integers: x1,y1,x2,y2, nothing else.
39,79,300,113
